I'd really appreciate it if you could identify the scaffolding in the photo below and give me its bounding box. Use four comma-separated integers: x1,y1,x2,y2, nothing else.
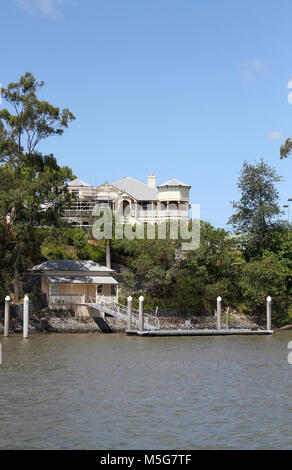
63,185,115,227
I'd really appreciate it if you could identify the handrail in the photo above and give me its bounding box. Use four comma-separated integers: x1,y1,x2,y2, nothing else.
116,302,160,329
86,296,160,330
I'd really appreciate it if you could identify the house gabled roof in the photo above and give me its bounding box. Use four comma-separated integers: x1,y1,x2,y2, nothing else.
112,176,158,201
67,179,92,187
158,178,190,188
95,182,134,200
32,260,113,272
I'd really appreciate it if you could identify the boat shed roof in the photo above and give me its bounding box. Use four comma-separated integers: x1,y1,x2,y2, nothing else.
32,260,113,273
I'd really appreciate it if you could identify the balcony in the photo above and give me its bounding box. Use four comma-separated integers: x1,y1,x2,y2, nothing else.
49,294,85,308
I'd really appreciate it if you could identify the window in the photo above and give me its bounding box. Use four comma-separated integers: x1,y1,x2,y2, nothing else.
51,284,59,295
97,285,103,294
111,286,117,296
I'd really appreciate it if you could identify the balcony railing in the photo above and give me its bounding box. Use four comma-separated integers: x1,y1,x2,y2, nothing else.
49,294,85,305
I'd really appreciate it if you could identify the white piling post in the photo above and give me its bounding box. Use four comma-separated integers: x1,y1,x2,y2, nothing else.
266,296,272,331
23,294,29,339
4,296,11,337
139,295,144,332
127,296,132,330
217,296,222,330
225,307,229,330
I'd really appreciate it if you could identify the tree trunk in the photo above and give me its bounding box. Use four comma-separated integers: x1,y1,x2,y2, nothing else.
106,239,111,269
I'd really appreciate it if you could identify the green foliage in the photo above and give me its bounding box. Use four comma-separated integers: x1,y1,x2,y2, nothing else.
228,159,282,257
0,72,75,300
113,222,239,313
72,229,87,249
280,138,292,159
0,72,75,167
238,255,288,317
120,271,137,296
39,229,106,263
0,221,12,300
76,242,106,263
276,305,292,327
0,274,9,302
41,242,77,260
276,240,292,271
113,236,179,300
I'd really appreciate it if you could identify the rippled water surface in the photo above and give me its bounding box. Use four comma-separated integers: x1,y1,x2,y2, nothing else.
0,332,291,449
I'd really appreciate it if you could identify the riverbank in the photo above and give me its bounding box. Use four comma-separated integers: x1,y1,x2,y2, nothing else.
0,311,107,334
0,309,275,334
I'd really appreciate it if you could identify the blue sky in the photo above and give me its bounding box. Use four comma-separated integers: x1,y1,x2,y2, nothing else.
1,0,292,229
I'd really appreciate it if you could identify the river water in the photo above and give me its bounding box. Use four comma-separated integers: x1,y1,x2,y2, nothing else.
0,332,291,450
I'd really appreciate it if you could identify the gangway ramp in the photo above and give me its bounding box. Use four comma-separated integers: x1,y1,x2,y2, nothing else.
85,297,160,332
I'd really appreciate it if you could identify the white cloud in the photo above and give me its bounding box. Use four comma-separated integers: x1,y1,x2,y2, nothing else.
268,130,283,141
16,0,63,19
241,60,268,82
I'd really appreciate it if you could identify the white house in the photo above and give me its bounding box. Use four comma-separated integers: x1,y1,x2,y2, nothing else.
63,174,191,226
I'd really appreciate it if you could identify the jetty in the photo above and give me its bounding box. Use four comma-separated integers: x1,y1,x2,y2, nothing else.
126,329,273,337
125,295,273,337
2,294,273,338
85,295,273,337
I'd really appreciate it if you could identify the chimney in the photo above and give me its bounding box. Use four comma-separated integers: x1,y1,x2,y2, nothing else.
147,173,156,188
